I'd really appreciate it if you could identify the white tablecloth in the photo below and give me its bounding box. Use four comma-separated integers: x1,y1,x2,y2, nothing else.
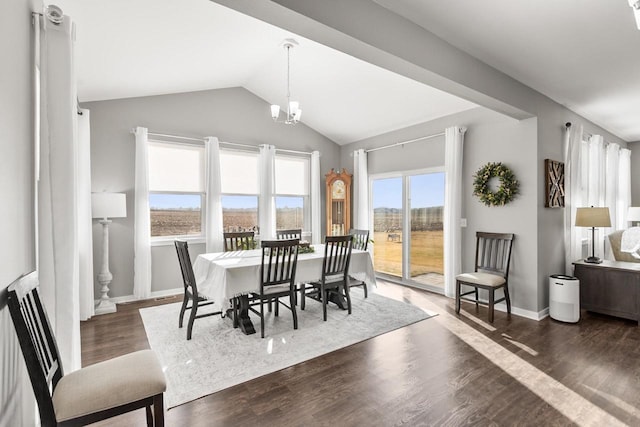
193,244,376,309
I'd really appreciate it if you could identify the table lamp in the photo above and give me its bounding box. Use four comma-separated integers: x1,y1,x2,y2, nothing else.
627,207,640,227
92,192,127,314
575,206,611,264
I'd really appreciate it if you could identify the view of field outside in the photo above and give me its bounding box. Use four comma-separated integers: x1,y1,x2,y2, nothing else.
372,174,444,287
149,194,304,237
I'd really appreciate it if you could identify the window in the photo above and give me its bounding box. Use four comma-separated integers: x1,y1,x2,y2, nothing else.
148,141,205,238
220,150,259,232
275,155,309,233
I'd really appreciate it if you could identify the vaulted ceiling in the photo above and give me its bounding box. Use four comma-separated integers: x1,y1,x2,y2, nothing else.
56,0,640,144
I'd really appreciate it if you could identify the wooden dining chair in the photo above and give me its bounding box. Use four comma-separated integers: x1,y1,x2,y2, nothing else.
349,229,370,297
247,239,300,338
301,235,354,321
175,240,222,340
455,232,515,323
276,228,302,240
7,272,166,427
223,231,256,251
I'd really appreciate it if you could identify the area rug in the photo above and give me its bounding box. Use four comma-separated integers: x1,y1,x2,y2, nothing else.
140,289,435,408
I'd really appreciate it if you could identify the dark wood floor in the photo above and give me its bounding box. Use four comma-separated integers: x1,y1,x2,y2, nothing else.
81,281,640,426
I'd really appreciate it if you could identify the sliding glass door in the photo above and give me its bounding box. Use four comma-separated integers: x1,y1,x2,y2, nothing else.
371,170,445,292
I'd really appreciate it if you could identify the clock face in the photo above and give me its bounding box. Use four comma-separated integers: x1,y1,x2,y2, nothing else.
332,179,345,199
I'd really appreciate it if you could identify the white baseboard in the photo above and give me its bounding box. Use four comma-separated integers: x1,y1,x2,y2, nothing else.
94,288,182,306
494,302,550,321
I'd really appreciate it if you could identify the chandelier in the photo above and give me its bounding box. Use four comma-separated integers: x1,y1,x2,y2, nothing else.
270,39,302,125
631,0,640,29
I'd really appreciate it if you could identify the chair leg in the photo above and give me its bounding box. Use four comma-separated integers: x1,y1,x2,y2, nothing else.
290,292,298,330
301,285,306,310
503,284,512,315
344,284,352,315
260,299,265,338
232,297,239,328
153,394,164,427
455,281,461,314
321,284,328,321
363,282,368,298
146,405,153,427
186,300,198,340
268,300,272,313
488,289,495,323
275,298,280,317
178,294,188,328
475,287,479,308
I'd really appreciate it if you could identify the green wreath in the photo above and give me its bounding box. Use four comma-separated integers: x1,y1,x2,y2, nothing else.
473,162,519,206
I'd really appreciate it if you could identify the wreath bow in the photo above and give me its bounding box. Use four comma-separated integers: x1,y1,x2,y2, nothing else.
473,162,519,206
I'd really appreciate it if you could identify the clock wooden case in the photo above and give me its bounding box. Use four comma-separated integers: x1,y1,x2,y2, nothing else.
325,168,352,236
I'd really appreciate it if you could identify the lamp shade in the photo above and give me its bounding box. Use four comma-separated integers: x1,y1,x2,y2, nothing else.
628,207,640,222
91,193,127,219
575,207,611,227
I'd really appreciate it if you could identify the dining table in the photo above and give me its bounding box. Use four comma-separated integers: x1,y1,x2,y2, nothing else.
193,244,376,335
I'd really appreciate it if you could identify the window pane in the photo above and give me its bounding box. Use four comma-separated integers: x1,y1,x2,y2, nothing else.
221,196,258,232
372,177,403,277
149,194,202,237
276,196,304,230
149,142,204,192
220,151,259,194
275,156,309,195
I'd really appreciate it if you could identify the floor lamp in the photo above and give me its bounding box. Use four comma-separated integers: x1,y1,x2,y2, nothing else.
92,193,127,315
575,206,611,264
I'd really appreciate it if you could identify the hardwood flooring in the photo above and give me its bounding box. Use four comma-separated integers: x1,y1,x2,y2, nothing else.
81,282,640,426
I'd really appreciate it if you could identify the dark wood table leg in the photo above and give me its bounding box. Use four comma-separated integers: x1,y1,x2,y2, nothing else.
235,295,255,335
327,288,346,310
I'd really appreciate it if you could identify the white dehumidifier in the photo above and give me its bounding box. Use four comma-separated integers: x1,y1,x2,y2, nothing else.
549,274,580,323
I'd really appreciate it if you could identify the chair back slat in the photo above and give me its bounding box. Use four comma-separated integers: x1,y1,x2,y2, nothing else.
261,239,299,291
175,240,199,296
7,272,61,424
223,231,256,252
475,232,514,278
349,229,369,251
276,229,302,240
322,235,353,280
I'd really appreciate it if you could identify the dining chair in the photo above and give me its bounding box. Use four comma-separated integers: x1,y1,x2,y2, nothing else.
301,235,354,321
455,232,515,323
223,231,256,251
349,228,370,298
247,239,300,338
175,240,222,340
276,228,302,240
7,272,166,427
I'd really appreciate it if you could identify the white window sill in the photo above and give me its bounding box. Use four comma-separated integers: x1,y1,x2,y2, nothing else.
150,237,205,247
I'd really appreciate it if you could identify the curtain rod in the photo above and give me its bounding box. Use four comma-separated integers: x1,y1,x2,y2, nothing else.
131,129,313,155
365,131,446,153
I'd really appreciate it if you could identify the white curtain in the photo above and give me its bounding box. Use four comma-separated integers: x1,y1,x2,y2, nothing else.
563,123,584,274
37,13,81,371
310,151,322,244
133,127,151,299
205,137,224,252
443,126,465,298
617,149,632,228
353,149,369,231
259,145,276,240
77,109,94,320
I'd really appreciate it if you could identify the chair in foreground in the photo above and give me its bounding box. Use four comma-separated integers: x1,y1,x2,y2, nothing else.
301,235,353,321
223,231,256,251
455,232,515,323
276,228,302,240
7,272,166,427
247,239,300,338
349,228,370,298
175,240,222,340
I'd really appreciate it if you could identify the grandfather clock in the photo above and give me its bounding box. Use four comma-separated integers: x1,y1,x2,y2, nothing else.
326,168,352,236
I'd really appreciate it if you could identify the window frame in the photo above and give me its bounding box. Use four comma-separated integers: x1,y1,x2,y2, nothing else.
274,153,311,240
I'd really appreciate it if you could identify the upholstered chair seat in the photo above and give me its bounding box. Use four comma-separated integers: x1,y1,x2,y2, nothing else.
455,272,506,287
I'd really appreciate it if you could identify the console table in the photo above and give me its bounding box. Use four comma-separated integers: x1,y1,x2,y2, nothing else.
573,260,640,324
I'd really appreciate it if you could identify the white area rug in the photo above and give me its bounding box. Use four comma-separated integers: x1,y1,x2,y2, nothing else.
140,289,435,408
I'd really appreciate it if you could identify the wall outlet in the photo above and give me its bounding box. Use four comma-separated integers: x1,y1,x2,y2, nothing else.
460,218,467,227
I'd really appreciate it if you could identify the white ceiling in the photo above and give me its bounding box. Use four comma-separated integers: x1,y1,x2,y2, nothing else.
373,0,640,142
55,0,640,144
55,0,477,145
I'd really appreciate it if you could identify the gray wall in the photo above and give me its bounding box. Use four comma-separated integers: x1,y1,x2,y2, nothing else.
0,0,39,425
630,141,640,205
85,87,341,298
